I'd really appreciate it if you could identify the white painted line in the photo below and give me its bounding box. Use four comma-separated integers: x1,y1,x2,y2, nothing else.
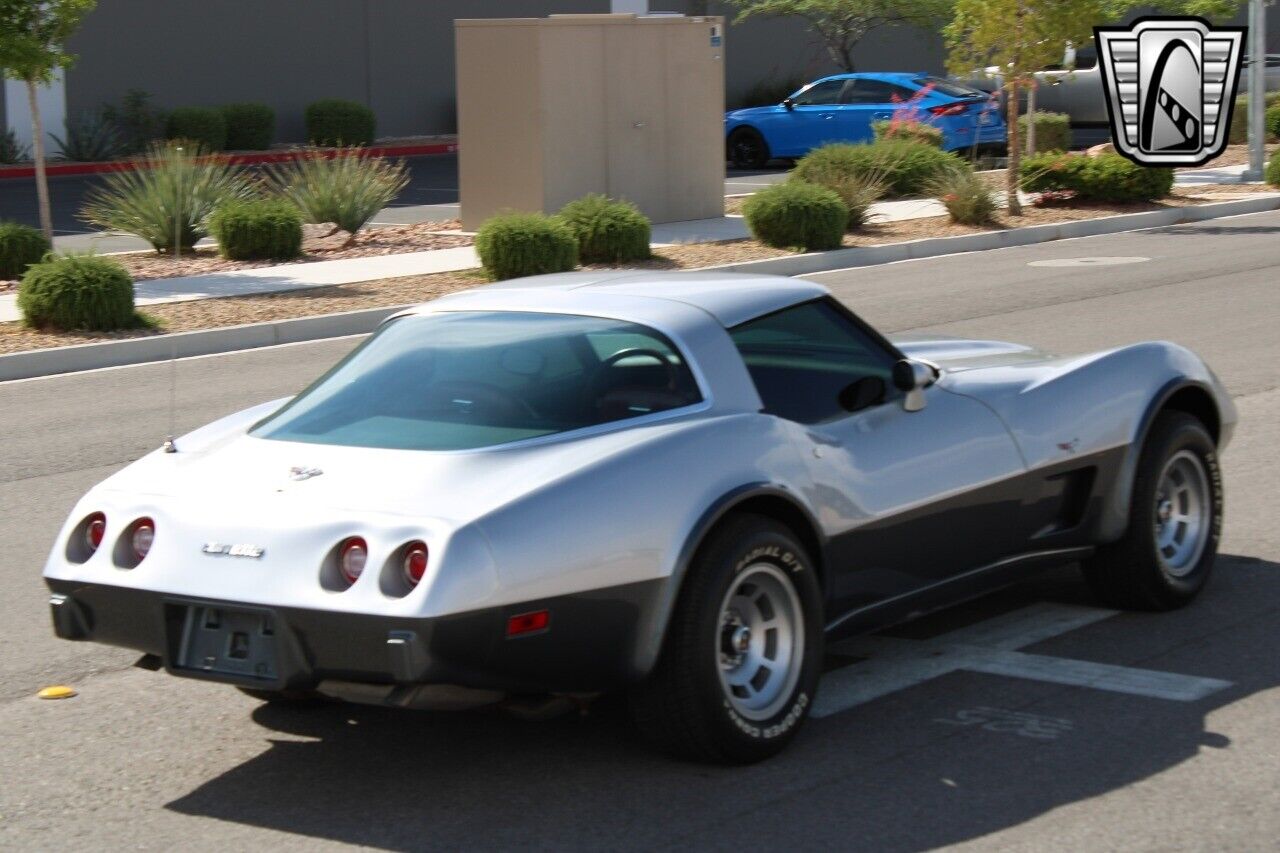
813,602,1232,718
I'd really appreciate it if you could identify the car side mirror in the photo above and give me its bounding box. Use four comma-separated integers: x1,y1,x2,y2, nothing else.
838,375,886,414
892,359,934,413
782,97,795,111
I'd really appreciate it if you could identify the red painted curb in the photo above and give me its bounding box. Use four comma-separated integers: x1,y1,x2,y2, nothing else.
0,141,459,180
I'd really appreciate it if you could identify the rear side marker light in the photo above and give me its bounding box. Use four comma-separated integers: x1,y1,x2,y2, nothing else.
131,518,155,561
84,513,107,552
506,610,550,637
339,537,368,585
928,103,968,117
403,542,428,587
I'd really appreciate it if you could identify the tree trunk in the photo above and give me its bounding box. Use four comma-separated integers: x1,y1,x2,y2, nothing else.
1005,79,1022,217
26,79,54,242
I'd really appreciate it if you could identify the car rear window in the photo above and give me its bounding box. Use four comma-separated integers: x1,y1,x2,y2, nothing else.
914,76,987,98
251,312,702,451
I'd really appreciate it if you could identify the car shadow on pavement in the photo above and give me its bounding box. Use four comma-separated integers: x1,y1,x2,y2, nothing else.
166,555,1278,851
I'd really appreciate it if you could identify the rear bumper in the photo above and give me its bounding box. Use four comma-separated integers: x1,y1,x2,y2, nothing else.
46,577,666,694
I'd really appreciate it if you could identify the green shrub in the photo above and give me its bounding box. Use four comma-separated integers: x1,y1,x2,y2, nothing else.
1266,150,1280,188
81,141,253,252
793,141,963,197
872,120,944,148
1,129,31,164
305,99,376,147
17,254,143,331
1267,103,1280,141
928,169,996,225
742,181,846,251
220,103,275,151
1020,152,1172,202
0,222,51,279
1228,92,1280,144
267,149,408,236
102,89,166,155
1018,111,1071,153
790,169,885,229
209,198,303,260
476,212,578,280
165,106,227,152
556,194,650,264
51,110,127,162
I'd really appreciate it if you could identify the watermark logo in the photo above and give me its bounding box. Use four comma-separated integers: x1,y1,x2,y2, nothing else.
1095,17,1246,167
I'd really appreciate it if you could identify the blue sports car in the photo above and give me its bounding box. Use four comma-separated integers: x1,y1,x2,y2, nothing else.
725,73,1007,168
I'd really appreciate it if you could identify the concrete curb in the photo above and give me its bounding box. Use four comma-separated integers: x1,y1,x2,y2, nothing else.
3,194,1278,383
707,194,1280,276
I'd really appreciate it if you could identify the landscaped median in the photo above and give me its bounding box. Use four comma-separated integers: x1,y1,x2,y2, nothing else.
2,186,1278,381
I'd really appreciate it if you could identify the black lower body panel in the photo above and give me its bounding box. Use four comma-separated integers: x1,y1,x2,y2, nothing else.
45,577,667,695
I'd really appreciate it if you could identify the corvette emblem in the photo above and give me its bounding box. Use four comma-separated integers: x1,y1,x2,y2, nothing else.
1095,17,1246,166
289,466,324,481
202,543,265,559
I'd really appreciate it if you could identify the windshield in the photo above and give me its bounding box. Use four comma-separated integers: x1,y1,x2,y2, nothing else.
251,312,703,451
914,76,987,98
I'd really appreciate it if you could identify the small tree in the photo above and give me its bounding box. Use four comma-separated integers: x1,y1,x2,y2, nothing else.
945,0,1102,215
0,0,97,241
725,0,953,72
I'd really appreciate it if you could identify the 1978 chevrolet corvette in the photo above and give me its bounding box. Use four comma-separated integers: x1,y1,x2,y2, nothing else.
43,271,1234,763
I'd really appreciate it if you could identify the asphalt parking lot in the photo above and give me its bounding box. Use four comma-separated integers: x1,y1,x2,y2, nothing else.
2,212,1279,849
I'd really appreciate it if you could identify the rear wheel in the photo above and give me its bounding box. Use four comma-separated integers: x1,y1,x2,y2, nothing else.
727,128,771,169
1082,412,1222,610
630,514,823,764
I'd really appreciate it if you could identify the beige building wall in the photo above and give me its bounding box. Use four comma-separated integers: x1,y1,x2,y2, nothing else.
456,14,725,229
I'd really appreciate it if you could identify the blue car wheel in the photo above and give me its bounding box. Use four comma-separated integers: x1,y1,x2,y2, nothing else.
728,127,770,169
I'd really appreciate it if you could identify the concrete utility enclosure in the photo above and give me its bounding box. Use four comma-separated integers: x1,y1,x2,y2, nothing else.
456,13,725,229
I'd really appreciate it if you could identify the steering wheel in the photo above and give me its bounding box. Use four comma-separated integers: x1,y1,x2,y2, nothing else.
584,348,679,409
426,380,540,420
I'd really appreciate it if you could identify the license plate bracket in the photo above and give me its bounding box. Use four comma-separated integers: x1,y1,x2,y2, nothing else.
172,604,281,683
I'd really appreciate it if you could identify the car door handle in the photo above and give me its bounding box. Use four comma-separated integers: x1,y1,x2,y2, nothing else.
872,112,892,120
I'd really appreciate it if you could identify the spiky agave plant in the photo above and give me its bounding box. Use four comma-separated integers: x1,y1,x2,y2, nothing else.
267,148,408,242
81,141,253,252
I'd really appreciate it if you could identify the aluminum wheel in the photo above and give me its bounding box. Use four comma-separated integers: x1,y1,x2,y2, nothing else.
1153,449,1212,577
716,563,804,721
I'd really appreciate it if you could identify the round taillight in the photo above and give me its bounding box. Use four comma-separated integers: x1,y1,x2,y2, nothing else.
403,542,428,587
84,513,107,552
131,518,155,561
339,537,367,585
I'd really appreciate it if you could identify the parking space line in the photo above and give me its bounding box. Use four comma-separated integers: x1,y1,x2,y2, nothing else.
813,603,1233,718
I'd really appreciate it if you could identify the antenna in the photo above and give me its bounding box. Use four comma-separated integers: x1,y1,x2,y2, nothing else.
162,336,178,453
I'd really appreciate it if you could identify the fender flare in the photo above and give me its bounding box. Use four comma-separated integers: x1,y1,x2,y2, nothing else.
630,483,826,678
1096,377,1219,542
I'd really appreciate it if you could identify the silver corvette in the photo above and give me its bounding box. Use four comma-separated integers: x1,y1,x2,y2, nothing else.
43,271,1235,763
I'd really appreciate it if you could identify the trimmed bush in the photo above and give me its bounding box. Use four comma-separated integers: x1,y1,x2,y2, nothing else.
267,149,408,236
872,119,944,148
305,99,376,147
17,254,141,331
209,199,303,260
928,169,996,225
1018,111,1071,153
476,212,577,280
790,170,885,229
1267,103,1280,140
1266,150,1280,188
1021,152,1172,202
742,181,846,251
220,103,275,151
556,194,650,264
0,222,51,279
81,141,253,252
793,141,963,197
165,106,227,152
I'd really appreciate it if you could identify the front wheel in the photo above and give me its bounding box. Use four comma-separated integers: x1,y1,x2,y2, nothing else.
1082,412,1223,610
630,514,823,763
